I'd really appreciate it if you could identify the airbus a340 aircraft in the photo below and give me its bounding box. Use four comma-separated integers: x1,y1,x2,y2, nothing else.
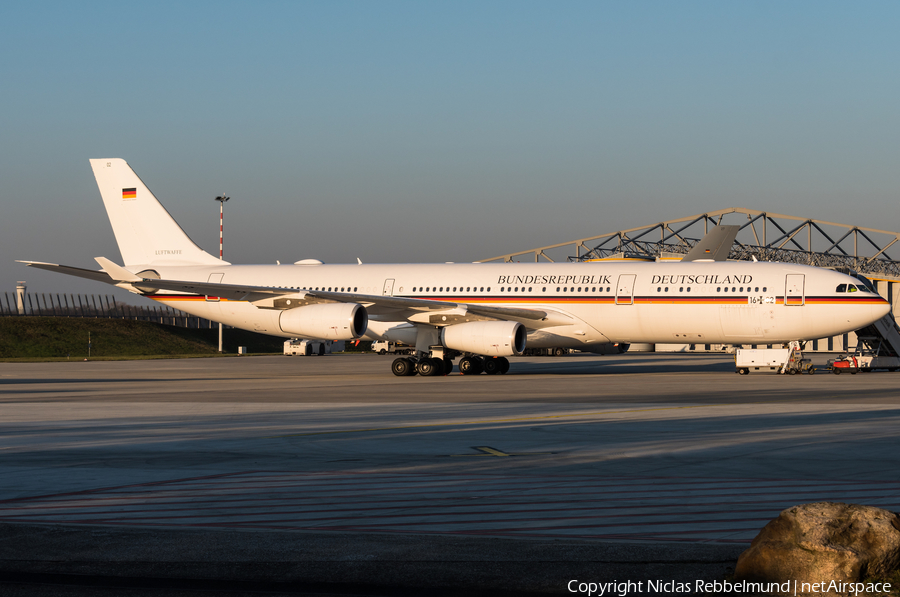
21,159,890,377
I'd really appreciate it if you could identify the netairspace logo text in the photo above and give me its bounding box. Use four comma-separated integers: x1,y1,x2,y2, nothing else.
567,579,893,596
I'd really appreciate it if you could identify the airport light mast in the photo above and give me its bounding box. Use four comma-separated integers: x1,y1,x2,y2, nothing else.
215,194,229,352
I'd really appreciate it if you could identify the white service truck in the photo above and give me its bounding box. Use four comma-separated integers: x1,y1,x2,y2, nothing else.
371,341,413,355
284,339,344,356
735,344,814,375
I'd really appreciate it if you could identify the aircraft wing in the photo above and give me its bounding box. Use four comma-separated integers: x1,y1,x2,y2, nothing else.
21,257,552,325
138,277,550,321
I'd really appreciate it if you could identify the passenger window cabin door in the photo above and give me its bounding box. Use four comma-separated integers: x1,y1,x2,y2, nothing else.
785,274,805,306
382,278,395,296
615,274,636,305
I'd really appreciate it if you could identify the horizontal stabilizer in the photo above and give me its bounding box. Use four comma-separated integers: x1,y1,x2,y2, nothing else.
17,260,114,284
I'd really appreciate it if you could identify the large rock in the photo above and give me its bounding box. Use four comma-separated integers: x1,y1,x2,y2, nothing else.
736,502,900,594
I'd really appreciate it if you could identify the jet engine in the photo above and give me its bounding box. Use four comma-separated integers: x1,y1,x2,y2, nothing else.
279,303,368,340
441,321,526,356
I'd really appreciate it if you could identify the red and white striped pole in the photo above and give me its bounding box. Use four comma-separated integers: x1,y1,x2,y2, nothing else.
215,195,229,260
215,195,229,352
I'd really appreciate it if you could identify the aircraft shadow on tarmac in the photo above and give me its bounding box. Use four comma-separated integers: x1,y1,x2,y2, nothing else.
0,377,218,386
513,357,735,375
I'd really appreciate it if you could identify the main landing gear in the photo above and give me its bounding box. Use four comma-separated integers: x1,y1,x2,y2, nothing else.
461,356,509,375
391,356,453,377
390,355,511,377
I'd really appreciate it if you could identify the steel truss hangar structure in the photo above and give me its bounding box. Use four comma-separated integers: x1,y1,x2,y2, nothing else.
482,208,900,353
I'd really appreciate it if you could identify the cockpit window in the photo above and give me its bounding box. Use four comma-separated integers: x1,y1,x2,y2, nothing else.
838,283,874,293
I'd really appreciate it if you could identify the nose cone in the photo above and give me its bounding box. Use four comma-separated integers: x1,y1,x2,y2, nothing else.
853,298,892,330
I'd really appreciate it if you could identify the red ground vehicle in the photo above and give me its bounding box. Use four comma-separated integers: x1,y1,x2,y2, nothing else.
828,355,859,374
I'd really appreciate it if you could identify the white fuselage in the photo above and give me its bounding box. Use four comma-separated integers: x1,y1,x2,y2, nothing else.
139,260,889,348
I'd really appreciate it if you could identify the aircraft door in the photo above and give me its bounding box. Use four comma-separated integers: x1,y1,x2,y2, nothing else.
615,274,636,305
382,279,395,296
785,274,805,306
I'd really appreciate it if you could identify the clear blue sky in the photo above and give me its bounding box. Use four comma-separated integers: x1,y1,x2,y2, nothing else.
2,1,899,300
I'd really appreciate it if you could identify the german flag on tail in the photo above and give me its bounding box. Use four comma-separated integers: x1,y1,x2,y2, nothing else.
122,188,136,200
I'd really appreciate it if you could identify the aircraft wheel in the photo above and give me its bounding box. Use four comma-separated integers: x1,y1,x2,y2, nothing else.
553,347,565,357
459,357,475,375
483,358,501,375
498,357,510,374
417,358,440,377
392,358,413,377
443,358,454,375
471,356,484,374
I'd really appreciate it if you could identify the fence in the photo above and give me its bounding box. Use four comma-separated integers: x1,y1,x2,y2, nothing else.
0,292,216,329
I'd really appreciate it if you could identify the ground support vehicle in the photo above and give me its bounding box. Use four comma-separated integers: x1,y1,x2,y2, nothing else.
523,347,569,356
372,341,413,355
828,349,900,374
854,355,900,371
735,344,813,375
284,339,343,356
828,354,859,374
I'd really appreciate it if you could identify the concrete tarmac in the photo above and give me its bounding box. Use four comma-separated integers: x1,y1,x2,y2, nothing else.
1,352,899,595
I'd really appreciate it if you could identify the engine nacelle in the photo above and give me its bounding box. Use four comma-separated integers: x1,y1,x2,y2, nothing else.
279,303,368,340
441,321,526,357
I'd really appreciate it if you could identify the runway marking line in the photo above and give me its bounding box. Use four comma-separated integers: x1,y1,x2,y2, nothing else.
265,403,734,438
0,470,250,505
264,402,900,439
449,446,556,457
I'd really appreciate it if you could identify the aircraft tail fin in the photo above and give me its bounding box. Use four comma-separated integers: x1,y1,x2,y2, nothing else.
682,225,740,262
89,159,226,267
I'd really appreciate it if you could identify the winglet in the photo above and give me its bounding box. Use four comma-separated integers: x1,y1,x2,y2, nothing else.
94,257,141,282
